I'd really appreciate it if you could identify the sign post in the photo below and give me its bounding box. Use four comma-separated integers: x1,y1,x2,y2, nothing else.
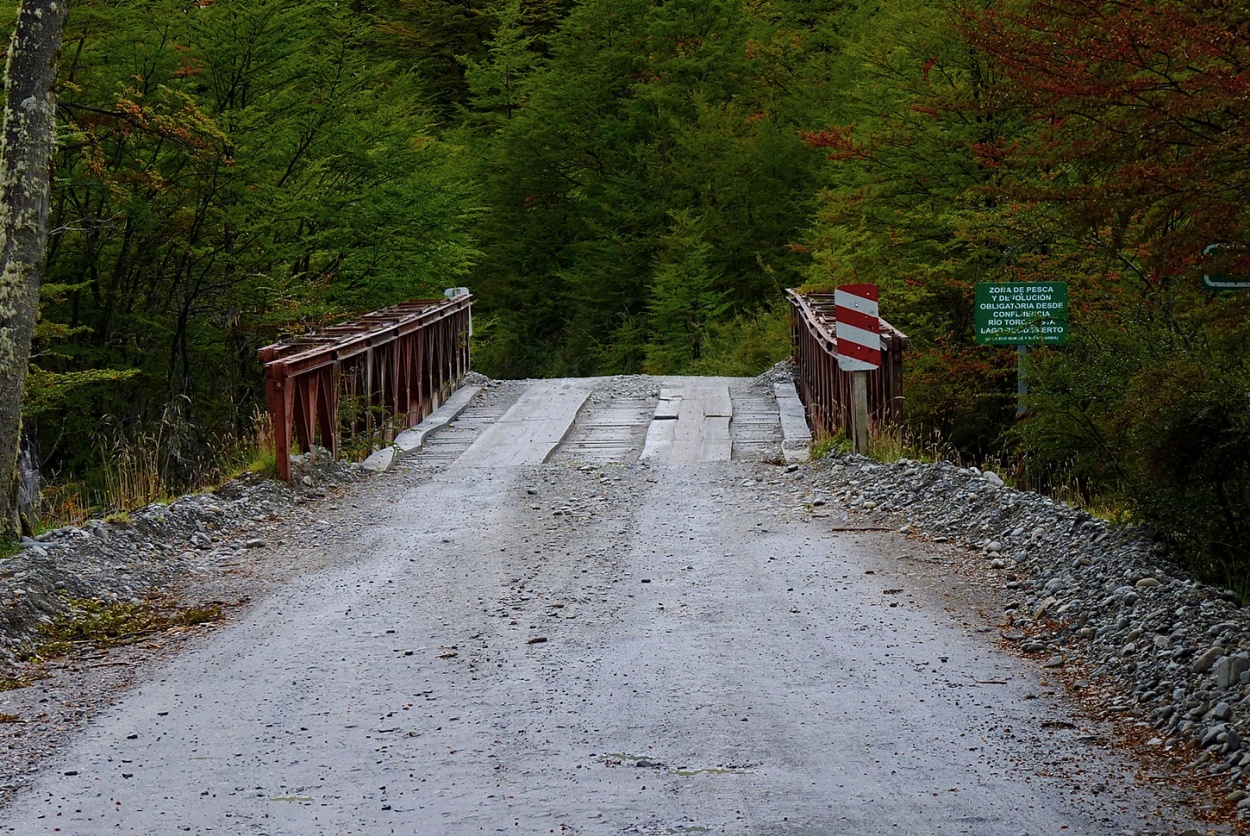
835,284,881,454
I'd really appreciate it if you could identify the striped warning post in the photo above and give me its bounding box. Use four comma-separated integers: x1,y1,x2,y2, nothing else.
835,284,881,371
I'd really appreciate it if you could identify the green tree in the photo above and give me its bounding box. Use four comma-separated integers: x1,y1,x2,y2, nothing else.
31,0,477,493
471,0,829,377
461,0,543,129
800,0,1022,453
644,211,726,373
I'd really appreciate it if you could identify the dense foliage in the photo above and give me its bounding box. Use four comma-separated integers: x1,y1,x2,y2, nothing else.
25,0,477,491
801,0,1250,578
7,0,1250,581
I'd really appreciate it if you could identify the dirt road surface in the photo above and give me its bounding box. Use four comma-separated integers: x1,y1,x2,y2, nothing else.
0,378,1222,834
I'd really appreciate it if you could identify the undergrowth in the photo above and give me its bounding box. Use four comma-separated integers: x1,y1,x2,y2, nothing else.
0,598,224,695
34,407,276,532
37,598,223,658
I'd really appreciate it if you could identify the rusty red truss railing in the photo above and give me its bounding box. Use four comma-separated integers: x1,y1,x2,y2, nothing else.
257,295,473,483
786,289,908,440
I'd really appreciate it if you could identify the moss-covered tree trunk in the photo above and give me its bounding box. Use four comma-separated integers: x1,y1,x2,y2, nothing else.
0,0,69,539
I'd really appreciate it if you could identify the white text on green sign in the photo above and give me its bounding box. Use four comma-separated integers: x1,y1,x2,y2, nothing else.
975,282,1069,346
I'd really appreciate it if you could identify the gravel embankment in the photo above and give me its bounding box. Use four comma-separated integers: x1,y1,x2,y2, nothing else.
814,453,1250,812
0,454,359,675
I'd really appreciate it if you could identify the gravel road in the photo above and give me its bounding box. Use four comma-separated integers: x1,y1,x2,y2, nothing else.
0,377,1227,834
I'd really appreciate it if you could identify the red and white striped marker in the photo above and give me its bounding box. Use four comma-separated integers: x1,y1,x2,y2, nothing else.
835,284,881,371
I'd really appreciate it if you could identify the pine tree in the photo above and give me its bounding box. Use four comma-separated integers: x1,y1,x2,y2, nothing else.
644,211,726,373
461,0,542,129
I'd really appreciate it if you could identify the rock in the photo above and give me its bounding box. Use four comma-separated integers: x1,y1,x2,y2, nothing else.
983,471,1004,488
1209,702,1234,723
1042,655,1065,668
1034,596,1057,619
802,445,1250,785
1194,646,1227,674
244,538,266,549
1215,655,1250,690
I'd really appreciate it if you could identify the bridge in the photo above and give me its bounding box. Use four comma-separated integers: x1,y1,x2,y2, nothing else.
0,298,1219,834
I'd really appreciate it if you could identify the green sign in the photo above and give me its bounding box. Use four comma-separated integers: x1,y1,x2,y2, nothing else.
975,282,1069,345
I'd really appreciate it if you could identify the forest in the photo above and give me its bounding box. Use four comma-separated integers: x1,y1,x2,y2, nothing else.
4,0,1250,583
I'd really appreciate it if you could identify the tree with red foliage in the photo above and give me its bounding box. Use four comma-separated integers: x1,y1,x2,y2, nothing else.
963,0,1250,286
961,0,1250,580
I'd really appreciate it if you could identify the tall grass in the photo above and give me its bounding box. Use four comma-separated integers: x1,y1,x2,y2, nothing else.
34,406,277,532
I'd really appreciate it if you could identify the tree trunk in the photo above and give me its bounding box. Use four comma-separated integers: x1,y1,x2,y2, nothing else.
0,0,70,540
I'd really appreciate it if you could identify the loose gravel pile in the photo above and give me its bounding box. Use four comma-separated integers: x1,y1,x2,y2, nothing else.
0,453,358,675
814,452,1250,812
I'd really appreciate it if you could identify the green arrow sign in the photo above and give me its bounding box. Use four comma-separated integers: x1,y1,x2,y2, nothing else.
975,282,1069,346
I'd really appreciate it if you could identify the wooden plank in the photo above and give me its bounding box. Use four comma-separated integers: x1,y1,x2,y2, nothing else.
654,394,682,421
774,381,812,463
699,416,733,462
453,380,592,467
664,379,733,464
393,386,480,452
702,385,733,418
639,415,677,460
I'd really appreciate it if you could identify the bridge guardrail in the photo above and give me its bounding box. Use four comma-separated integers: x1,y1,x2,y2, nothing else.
786,289,907,440
258,295,472,483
